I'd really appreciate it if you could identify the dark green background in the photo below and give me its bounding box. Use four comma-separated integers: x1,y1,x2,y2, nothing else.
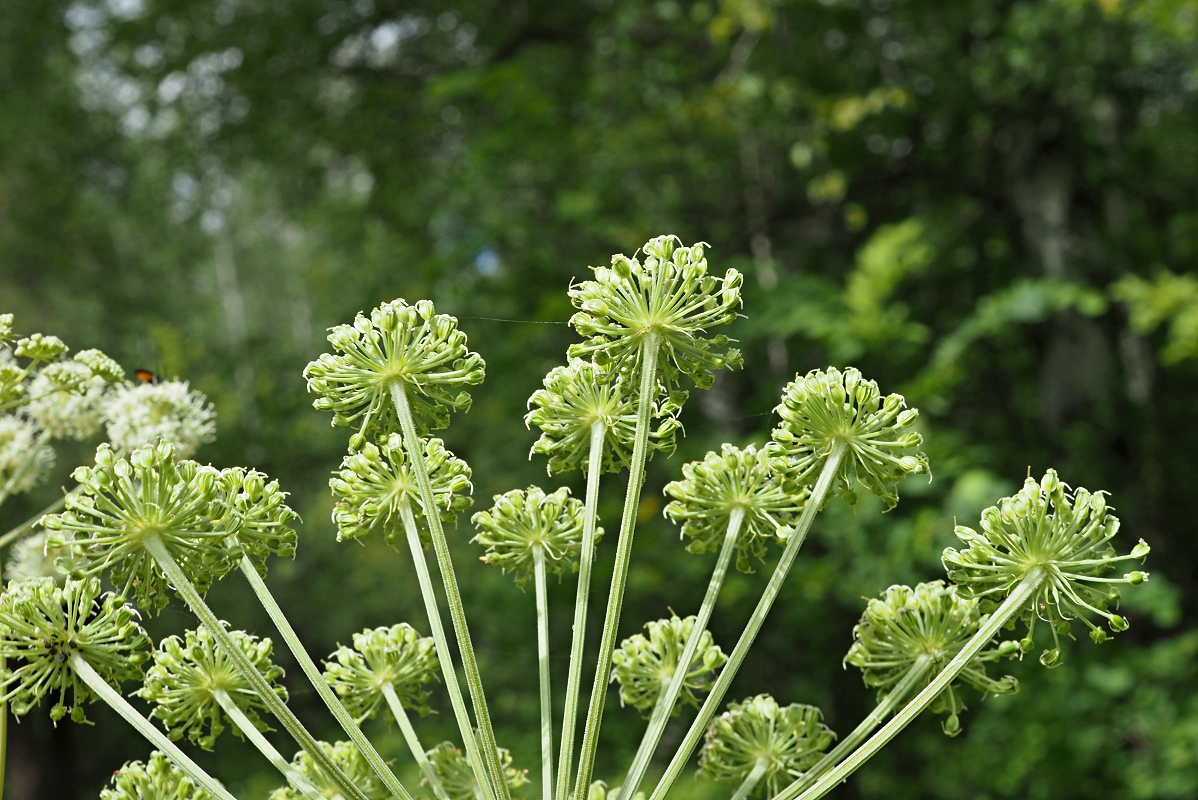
2,0,1197,797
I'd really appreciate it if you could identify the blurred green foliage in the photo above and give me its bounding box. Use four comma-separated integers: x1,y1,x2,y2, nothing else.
2,0,1198,797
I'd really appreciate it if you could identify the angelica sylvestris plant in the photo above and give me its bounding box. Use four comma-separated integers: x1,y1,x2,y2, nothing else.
0,236,1153,800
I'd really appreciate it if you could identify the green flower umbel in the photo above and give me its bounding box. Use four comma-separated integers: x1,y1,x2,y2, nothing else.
698,695,835,797
426,740,528,800
844,582,1019,735
304,299,486,440
611,615,727,716
101,752,214,800
330,434,473,546
665,443,808,573
324,623,440,723
137,627,288,749
568,236,743,392
769,367,928,509
525,360,680,475
943,469,1150,666
472,486,599,588
0,577,148,723
270,741,389,800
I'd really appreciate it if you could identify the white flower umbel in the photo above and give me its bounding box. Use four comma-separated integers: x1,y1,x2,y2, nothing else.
103,379,216,458
0,415,54,500
5,530,73,583
101,752,215,800
25,361,108,441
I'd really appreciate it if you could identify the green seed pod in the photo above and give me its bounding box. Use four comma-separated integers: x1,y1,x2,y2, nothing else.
101,751,214,800
472,486,599,588
425,740,529,800
698,694,835,797
270,741,390,800
323,623,440,722
611,615,727,716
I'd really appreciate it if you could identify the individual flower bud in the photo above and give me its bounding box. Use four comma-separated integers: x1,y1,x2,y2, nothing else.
137,627,287,750
0,415,54,495
0,577,149,723
567,236,742,395
425,740,528,800
15,334,68,362
472,486,598,588
323,623,439,722
769,367,928,509
269,741,389,800
698,695,835,797
330,435,472,546
303,299,486,440
25,361,109,441
101,752,213,800
611,615,727,716
6,530,74,583
102,379,216,459
844,582,1019,733
943,469,1149,665
664,443,808,573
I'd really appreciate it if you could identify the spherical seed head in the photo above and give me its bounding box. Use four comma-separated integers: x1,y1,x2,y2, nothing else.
323,623,440,722
525,360,681,476
270,741,390,800
137,626,287,750
0,577,148,724
216,466,299,573
6,530,74,583
568,236,743,393
101,752,214,800
943,469,1149,667
611,614,727,716
304,299,486,439
844,582,1018,736
665,443,809,573
698,695,836,797
330,434,473,546
103,380,216,459
425,740,528,800
0,415,55,495
471,486,599,588
769,367,928,509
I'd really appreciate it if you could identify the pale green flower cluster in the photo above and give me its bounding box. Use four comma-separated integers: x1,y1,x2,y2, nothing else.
323,623,440,722
0,415,54,494
611,615,727,715
269,740,390,800
101,752,214,800
26,360,109,440
472,486,596,587
426,740,528,800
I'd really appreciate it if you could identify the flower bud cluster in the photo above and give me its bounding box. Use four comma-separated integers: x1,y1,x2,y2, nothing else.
270,741,389,800
14,333,69,363
138,627,287,750
101,752,212,800
568,236,743,392
330,434,473,546
769,367,928,509
425,740,528,800
0,415,54,495
844,582,1018,736
665,443,808,573
698,694,835,797
588,782,645,800
323,623,439,722
102,379,216,459
305,299,485,440
0,577,148,723
472,486,597,588
944,469,1150,666
611,614,727,716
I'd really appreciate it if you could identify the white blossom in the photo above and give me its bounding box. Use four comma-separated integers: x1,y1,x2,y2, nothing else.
102,380,216,458
6,531,72,583
0,415,54,495
25,362,108,441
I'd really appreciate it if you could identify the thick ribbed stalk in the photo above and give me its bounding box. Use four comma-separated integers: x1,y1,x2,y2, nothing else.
650,443,846,800
69,654,238,800
772,656,932,800
0,493,68,550
731,757,769,800
214,689,324,800
238,556,414,800
398,499,495,800
796,570,1046,800
623,507,745,797
0,430,51,509
555,421,605,800
382,682,452,800
533,544,554,800
391,383,510,800
574,336,659,797
142,535,369,800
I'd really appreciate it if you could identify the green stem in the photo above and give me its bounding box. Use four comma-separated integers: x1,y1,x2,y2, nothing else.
391,382,509,800
0,430,51,510
382,682,452,800
574,335,659,798
142,534,370,800
236,556,414,800
533,543,554,800
555,420,605,800
731,757,769,800
214,689,324,800
69,654,238,800
398,499,496,800
0,493,68,550
772,656,932,800
649,443,846,800
795,569,1046,800
623,507,745,798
